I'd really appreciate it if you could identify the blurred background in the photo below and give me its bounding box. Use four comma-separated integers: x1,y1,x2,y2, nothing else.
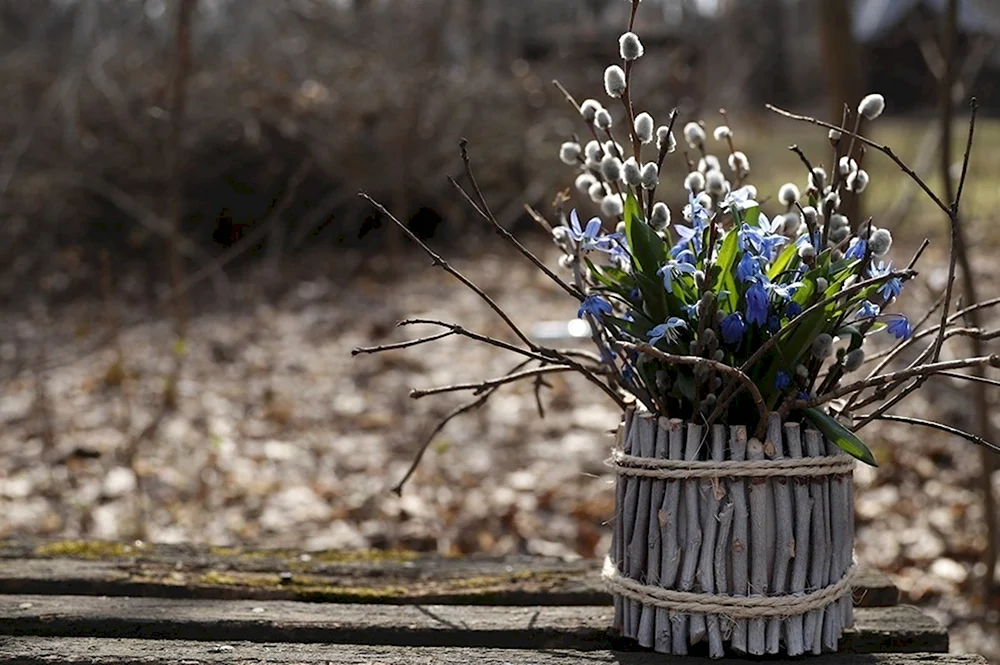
1,0,999,658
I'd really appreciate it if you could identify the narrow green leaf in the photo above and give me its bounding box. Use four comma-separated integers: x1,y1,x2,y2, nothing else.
803,407,877,466
768,243,798,280
624,193,667,277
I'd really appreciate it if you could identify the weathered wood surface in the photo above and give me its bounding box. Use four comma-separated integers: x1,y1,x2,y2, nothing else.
0,595,948,653
0,638,985,665
0,540,898,606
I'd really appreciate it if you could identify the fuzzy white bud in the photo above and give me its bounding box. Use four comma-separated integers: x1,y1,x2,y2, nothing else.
588,181,607,203
601,194,624,217
781,212,801,235
634,112,654,144
604,65,626,98
801,206,818,226
574,173,597,193
870,228,892,256
798,243,816,259
809,167,827,191
728,151,750,175
621,157,642,187
552,226,570,245
698,155,721,173
558,254,575,270
812,333,834,359
579,99,602,123
683,122,706,149
584,140,602,161
684,171,705,192
829,225,851,243
650,202,671,230
640,162,659,190
619,31,644,61
604,140,624,159
839,156,858,176
824,190,841,211
829,213,849,230
584,156,601,171
846,169,870,193
828,128,842,142
816,277,829,292
843,348,865,373
594,108,613,130
616,221,627,235
705,169,727,196
600,154,622,182
778,182,800,206
696,192,713,211
858,93,886,120
656,126,677,153
713,125,732,141
559,141,581,165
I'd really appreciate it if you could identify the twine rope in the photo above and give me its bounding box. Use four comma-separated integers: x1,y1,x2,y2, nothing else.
608,450,856,479
602,556,858,619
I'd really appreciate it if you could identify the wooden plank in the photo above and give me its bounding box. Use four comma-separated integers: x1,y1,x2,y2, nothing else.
0,541,898,606
0,595,947,653
0,638,984,665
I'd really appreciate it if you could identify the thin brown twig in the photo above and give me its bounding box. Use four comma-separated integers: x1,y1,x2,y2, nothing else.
410,366,581,399
390,359,533,495
352,331,456,356
850,414,1000,455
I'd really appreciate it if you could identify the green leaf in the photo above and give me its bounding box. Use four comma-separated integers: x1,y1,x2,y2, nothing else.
743,205,760,228
625,193,667,277
803,407,878,467
715,230,739,312
768,243,798,281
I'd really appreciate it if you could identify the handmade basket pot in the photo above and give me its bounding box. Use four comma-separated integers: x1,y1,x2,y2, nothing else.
605,408,856,658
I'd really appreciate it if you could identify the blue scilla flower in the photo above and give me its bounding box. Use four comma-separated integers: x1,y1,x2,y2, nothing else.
868,261,903,300
855,300,881,321
845,237,867,260
766,280,802,303
569,210,621,254
886,314,912,340
682,303,700,320
739,213,785,259
657,258,697,293
768,314,781,333
786,301,803,318
720,312,746,345
737,252,763,283
723,185,758,212
774,371,792,390
746,281,769,327
684,189,710,227
648,317,688,346
578,295,612,319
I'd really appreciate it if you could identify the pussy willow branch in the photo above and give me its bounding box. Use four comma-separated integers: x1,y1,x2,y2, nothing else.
450,140,584,301
410,365,582,399
850,414,1000,455
707,268,917,425
390,359,532,495
792,354,1000,410
621,341,768,433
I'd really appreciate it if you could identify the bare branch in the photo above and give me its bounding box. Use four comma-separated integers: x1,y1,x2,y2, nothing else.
410,366,580,399
352,330,456,356
851,414,1000,455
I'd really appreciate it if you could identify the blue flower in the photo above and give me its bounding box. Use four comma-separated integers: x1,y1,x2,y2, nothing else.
682,303,700,320
578,295,612,319
766,280,802,302
737,252,763,283
569,210,622,254
745,281,769,327
845,237,867,260
774,371,792,390
855,300,881,321
723,186,758,212
657,258,697,293
684,190,711,227
786,301,803,318
739,213,785,259
868,261,903,300
886,314,912,340
768,314,781,333
648,317,688,346
720,312,746,345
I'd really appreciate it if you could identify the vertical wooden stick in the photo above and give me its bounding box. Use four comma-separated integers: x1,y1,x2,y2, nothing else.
747,436,769,655
729,426,749,653
843,468,856,631
820,438,838,651
784,422,812,656
632,415,659,648
826,439,850,650
613,419,626,632
766,413,793,654
645,418,670,652
714,500,735,644
657,418,685,653
681,423,705,646
621,412,640,639
804,428,829,654
701,424,727,657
